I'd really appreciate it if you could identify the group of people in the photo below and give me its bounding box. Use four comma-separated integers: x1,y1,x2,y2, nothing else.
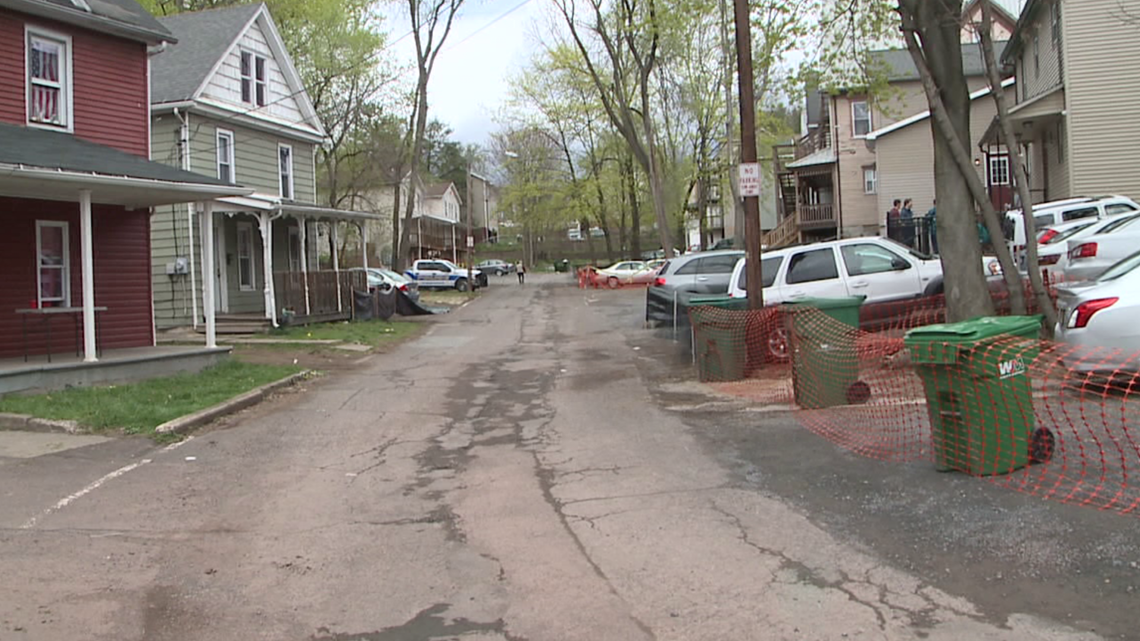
886,198,938,252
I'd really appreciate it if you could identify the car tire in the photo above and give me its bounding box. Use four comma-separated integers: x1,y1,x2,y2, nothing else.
455,278,470,292
497,269,506,276
767,327,790,363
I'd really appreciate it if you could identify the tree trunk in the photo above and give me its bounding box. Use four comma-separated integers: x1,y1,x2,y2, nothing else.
900,0,1024,320
396,76,429,273
980,0,1057,329
626,157,643,259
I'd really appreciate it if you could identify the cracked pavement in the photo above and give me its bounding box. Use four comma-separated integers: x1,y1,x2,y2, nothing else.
0,274,1126,640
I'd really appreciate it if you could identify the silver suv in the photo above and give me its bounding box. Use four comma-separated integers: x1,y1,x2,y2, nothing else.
645,249,744,324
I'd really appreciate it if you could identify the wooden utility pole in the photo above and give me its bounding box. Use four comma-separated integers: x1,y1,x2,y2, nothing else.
734,0,763,309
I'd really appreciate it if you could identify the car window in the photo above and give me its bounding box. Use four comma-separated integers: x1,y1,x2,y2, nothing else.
1049,222,1097,243
1098,250,1140,281
786,249,838,284
1099,215,1140,235
735,256,783,290
697,255,741,275
841,243,908,276
1034,213,1055,228
1061,207,1099,221
674,258,700,275
1105,204,1138,215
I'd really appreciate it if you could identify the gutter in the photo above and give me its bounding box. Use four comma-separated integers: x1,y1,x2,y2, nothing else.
0,163,252,198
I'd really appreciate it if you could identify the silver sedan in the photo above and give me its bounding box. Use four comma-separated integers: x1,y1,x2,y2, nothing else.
1054,250,1140,373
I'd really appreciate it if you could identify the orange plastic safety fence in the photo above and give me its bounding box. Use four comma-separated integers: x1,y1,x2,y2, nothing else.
688,302,1140,517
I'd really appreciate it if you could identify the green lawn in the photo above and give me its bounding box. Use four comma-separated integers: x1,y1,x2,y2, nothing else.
0,360,301,436
259,319,421,346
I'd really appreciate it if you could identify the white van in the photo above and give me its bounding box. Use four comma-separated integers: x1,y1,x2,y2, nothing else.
1004,195,1140,253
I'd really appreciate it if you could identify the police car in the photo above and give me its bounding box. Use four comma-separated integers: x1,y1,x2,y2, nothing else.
405,259,484,292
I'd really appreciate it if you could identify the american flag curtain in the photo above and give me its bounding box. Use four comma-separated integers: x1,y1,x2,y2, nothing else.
30,39,61,124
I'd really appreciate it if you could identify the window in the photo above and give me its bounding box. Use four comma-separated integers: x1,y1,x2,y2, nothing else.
1051,2,1061,45
278,144,293,199
786,248,839,284
675,258,701,275
696,254,741,275
288,227,302,272
735,256,783,290
842,244,908,276
1061,207,1098,222
1105,204,1138,216
852,100,872,137
240,52,267,106
36,221,70,307
1033,35,1040,79
237,222,255,290
27,30,71,130
989,155,1011,186
216,129,234,183
1098,215,1140,234
863,167,877,194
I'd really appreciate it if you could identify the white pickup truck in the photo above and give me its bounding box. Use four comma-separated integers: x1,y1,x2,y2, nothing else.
404,259,483,292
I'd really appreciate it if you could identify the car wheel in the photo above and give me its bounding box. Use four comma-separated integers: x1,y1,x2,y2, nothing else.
497,269,506,276
767,327,789,362
607,276,620,289
455,278,470,292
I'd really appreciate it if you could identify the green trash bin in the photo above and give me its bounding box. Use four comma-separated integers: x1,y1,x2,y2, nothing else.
690,301,748,382
904,315,1050,476
784,296,868,409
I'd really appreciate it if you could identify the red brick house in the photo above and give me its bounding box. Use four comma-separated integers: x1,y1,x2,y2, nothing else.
0,0,248,374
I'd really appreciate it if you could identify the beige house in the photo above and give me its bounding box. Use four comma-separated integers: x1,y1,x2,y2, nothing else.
767,4,1017,248
986,0,1140,205
868,79,1017,229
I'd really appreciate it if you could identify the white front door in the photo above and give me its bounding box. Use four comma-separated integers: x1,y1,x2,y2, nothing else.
214,220,229,313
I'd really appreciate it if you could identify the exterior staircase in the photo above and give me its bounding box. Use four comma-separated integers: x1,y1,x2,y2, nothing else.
762,213,801,249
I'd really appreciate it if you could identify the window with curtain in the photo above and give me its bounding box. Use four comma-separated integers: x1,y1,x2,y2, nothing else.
36,221,70,307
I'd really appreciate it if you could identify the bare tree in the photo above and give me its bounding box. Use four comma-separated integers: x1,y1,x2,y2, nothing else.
395,0,465,271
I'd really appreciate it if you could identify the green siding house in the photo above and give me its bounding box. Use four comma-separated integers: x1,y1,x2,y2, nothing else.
149,3,377,330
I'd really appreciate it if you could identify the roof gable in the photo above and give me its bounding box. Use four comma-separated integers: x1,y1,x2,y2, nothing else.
151,3,323,138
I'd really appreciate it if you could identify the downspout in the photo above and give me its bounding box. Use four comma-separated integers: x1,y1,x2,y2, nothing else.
832,96,844,240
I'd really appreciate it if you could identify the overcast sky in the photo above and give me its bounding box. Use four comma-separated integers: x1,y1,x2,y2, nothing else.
381,0,1028,148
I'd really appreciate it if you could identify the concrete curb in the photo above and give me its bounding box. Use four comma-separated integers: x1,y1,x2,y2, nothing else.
0,412,85,434
154,370,314,435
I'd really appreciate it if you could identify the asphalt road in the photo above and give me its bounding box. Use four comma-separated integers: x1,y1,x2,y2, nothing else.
0,273,1133,640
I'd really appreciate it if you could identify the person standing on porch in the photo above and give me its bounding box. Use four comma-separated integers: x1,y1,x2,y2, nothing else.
887,199,902,242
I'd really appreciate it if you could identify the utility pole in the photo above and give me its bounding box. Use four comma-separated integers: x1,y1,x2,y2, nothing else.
719,0,745,249
734,0,763,309
466,165,475,279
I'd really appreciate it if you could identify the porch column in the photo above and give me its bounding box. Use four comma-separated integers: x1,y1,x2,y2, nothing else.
188,203,199,329
299,216,311,315
359,223,368,269
259,212,278,327
78,190,98,362
451,224,457,264
200,201,217,349
417,217,423,260
331,222,342,312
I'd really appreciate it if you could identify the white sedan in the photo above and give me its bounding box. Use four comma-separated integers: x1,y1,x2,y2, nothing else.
1034,214,1140,281
596,260,651,288
1064,215,1140,282
1055,250,1140,373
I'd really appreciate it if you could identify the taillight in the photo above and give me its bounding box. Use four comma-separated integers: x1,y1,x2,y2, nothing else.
399,284,409,291
1039,254,1060,265
1069,243,1098,260
654,277,666,286
1069,297,1118,329
1039,229,1059,244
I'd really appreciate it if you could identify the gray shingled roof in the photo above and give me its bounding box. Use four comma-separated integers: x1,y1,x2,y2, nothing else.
870,42,1009,82
151,3,263,104
4,0,174,42
0,122,232,186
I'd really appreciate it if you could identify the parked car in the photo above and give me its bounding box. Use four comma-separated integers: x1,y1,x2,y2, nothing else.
1064,214,1140,282
350,268,422,303
1054,250,1140,374
727,237,944,303
1033,213,1140,281
597,260,651,288
1004,195,1140,254
645,250,745,324
476,259,515,276
405,259,483,292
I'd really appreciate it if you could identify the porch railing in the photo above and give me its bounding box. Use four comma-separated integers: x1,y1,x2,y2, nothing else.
794,124,831,160
762,212,800,249
273,270,366,318
799,204,836,229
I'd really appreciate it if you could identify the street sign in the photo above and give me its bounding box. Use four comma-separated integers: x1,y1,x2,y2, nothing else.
466,235,475,248
738,163,761,197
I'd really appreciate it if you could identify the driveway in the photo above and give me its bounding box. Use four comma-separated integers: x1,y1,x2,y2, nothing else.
0,273,1128,640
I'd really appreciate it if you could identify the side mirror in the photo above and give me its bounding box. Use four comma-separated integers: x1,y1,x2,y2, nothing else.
892,257,911,271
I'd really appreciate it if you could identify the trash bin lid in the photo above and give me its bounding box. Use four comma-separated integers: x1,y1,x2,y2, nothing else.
783,295,867,311
904,315,1043,345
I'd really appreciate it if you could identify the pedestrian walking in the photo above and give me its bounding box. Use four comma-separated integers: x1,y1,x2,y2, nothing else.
925,200,938,254
517,262,526,284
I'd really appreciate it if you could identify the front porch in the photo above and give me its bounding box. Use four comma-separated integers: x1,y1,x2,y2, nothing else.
766,144,839,248
0,346,231,395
